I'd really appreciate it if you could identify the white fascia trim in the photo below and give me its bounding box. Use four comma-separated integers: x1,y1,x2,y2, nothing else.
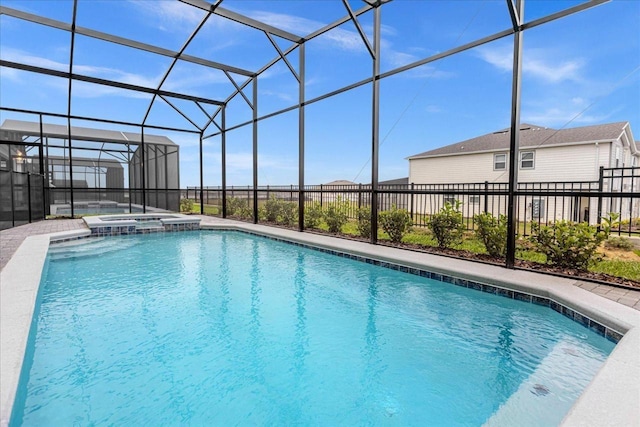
407,140,615,161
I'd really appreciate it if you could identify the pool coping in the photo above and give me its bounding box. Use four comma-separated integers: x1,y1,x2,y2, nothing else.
1,222,638,426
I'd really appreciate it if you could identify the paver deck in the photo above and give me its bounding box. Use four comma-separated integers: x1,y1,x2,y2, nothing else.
1,217,639,311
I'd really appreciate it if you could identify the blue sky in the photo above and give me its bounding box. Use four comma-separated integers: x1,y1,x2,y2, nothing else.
1,0,638,187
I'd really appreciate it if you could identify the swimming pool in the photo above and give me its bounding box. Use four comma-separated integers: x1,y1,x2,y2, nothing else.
11,231,617,426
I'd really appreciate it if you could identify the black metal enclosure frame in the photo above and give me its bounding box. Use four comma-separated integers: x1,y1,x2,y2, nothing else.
0,0,616,268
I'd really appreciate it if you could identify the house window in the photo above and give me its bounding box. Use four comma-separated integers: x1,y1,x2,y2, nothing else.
494,153,507,170
520,151,534,169
443,194,457,205
632,156,638,168
615,146,620,167
469,195,480,204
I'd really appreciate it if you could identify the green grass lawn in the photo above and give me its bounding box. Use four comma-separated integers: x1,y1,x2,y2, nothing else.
191,203,220,215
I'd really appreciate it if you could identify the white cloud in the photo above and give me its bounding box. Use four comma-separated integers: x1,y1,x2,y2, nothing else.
0,65,22,82
476,44,585,83
128,0,205,32
260,89,295,103
1,47,68,72
523,104,619,126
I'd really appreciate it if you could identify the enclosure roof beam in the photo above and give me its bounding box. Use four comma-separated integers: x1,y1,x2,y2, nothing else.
506,0,521,31
142,8,214,126
0,60,225,106
0,106,201,134
179,0,303,43
265,33,299,82
305,3,373,41
341,0,375,59
158,95,203,131
0,6,254,77
521,0,609,29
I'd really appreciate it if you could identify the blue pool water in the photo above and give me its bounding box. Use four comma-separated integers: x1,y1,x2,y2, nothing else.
13,231,615,426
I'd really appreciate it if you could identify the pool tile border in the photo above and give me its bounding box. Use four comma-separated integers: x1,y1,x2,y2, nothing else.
233,229,624,343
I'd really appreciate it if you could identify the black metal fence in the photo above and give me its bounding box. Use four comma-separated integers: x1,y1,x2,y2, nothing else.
183,167,640,237
0,171,46,230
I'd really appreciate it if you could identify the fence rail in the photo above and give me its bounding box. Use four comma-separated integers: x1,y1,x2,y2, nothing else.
183,167,640,237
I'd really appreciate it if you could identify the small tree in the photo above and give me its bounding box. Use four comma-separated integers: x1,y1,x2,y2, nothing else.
379,205,412,243
304,202,323,229
428,201,464,248
357,206,372,238
474,212,507,257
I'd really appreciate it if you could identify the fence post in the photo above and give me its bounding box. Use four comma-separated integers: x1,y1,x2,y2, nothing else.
290,184,293,201
410,183,414,220
597,166,604,231
358,183,363,210
27,173,32,223
320,184,323,207
484,180,489,214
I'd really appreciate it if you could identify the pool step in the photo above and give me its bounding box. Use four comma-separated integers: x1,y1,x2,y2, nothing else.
482,341,604,427
49,238,140,260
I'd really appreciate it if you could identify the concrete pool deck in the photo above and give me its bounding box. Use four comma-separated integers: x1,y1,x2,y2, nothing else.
1,217,639,426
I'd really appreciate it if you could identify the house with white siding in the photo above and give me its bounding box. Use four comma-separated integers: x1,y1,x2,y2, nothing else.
407,122,639,224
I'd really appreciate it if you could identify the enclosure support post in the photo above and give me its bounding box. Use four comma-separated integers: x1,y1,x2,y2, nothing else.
370,5,381,245
38,114,48,217
252,77,259,223
199,131,204,214
10,172,15,227
222,106,227,218
27,173,32,223
505,0,524,269
127,144,132,214
66,0,78,218
298,43,306,232
141,126,146,213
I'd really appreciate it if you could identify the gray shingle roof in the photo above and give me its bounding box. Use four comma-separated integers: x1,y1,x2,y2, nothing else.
408,122,628,159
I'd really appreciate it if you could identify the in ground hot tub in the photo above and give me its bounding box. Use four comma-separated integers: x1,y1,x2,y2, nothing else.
83,213,201,236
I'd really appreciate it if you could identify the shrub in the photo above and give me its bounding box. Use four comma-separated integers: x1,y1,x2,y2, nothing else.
605,236,634,251
529,219,612,270
226,197,253,220
280,201,298,226
263,195,282,222
226,197,245,216
324,198,349,233
304,202,323,229
179,198,194,213
236,205,254,220
379,205,412,243
427,201,464,248
356,206,372,238
474,212,507,257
